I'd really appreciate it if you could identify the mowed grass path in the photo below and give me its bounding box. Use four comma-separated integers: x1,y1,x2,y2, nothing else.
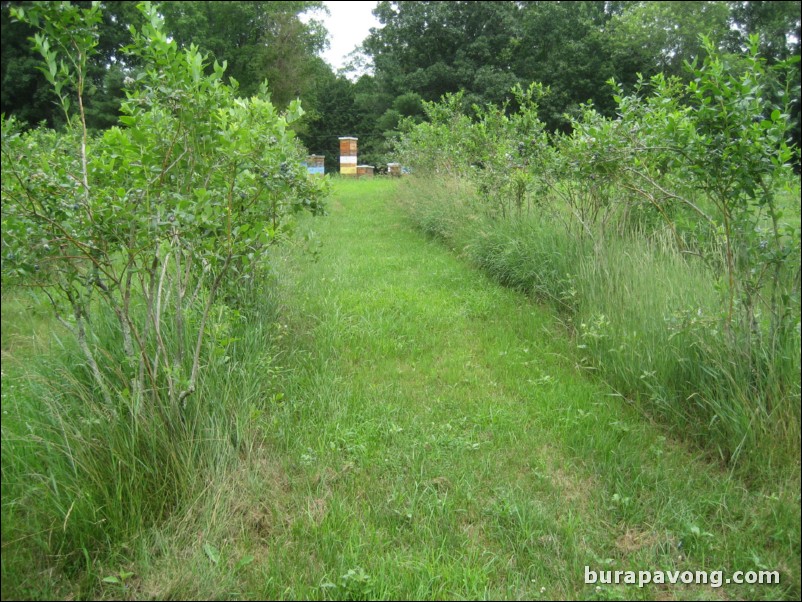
245,178,799,600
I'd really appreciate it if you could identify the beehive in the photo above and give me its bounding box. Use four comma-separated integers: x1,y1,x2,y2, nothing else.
387,162,402,177
306,154,325,176
357,165,374,178
339,137,358,176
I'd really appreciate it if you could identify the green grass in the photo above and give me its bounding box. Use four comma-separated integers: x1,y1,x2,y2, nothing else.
1,278,287,600
2,177,799,599
399,175,801,477
243,178,799,600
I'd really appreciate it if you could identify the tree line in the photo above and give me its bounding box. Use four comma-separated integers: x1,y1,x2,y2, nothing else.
2,1,800,169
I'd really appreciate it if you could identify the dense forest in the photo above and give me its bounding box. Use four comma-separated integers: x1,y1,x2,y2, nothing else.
2,1,800,169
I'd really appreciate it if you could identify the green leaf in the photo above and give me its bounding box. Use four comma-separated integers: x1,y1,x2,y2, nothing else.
203,542,220,565
103,576,121,584
235,555,255,570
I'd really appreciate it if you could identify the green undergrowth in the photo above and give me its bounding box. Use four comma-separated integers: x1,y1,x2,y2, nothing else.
398,176,801,481
2,178,799,600
1,274,288,600
249,178,800,599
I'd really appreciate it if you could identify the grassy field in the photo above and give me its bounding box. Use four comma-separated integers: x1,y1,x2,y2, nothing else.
397,175,802,477
1,178,799,600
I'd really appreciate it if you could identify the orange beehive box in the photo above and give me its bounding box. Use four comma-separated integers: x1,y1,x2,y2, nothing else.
339,137,358,175
339,137,358,157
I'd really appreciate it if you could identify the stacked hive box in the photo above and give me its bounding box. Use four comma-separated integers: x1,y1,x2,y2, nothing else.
339,137,358,176
387,162,402,177
306,154,325,176
357,165,374,178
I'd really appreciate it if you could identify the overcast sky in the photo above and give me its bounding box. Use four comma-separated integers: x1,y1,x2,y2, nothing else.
315,1,380,73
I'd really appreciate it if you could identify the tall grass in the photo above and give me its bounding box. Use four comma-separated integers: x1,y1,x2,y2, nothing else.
399,176,801,478
1,275,284,598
